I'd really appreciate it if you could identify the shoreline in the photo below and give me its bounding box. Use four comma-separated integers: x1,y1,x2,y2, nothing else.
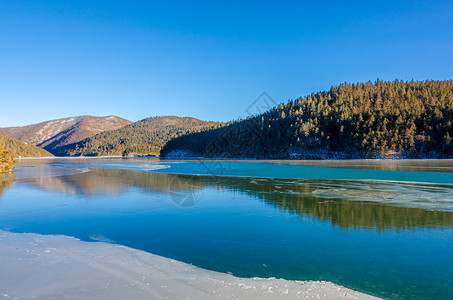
15,155,453,161
0,230,381,299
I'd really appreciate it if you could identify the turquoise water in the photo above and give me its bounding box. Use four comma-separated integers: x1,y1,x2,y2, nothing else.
69,159,453,184
1,159,452,299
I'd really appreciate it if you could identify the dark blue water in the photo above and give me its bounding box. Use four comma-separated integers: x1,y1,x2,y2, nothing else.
0,159,452,300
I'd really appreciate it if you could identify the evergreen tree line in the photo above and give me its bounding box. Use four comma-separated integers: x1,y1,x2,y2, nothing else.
161,80,453,159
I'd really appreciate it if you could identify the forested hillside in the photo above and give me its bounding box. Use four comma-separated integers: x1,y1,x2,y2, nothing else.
161,80,453,159
0,135,54,158
55,116,224,157
0,146,16,173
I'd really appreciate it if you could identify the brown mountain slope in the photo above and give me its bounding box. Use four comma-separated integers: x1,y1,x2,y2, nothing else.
0,116,131,153
0,135,53,158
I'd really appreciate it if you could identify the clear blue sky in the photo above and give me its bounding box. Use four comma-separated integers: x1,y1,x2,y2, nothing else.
1,0,452,127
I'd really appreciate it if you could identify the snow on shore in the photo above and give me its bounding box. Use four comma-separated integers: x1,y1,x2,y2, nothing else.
0,231,381,300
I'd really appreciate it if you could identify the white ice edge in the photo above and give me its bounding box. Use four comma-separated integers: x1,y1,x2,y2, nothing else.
0,230,381,300
11,164,92,180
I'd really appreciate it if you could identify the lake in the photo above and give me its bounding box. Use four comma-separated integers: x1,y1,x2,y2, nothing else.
1,158,452,299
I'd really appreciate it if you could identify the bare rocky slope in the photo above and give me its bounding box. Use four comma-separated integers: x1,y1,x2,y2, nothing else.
0,116,131,154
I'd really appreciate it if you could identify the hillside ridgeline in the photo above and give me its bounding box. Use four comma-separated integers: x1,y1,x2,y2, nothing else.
55,116,224,157
0,115,131,153
161,80,453,159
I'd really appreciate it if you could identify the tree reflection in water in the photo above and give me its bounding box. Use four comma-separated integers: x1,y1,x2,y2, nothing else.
21,167,453,231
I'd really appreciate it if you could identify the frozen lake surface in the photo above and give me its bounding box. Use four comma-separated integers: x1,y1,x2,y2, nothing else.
1,158,452,299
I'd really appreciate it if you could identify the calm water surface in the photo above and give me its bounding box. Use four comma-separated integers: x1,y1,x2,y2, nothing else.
0,159,452,300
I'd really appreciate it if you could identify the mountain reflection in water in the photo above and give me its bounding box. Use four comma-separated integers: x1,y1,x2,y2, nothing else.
17,167,453,231
0,172,15,205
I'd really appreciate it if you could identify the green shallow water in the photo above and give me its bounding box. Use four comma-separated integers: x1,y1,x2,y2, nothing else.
0,159,452,299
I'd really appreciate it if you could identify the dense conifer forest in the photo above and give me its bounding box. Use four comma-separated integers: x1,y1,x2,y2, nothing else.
0,135,53,158
56,116,224,156
161,80,453,159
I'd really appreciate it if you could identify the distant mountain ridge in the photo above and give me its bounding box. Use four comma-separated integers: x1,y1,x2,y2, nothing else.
55,116,224,157
0,116,131,153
